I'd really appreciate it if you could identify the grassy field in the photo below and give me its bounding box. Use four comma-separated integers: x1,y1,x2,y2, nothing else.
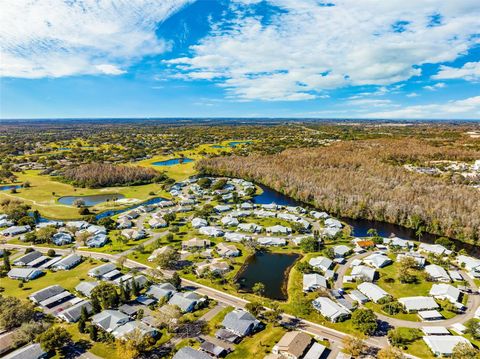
0,258,102,300
225,324,286,359
1,143,232,219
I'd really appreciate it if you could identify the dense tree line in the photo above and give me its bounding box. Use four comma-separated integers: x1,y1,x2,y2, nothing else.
61,163,160,188
198,138,480,243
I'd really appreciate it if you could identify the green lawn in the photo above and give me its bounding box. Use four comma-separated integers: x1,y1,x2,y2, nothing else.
0,259,102,300
225,324,286,359
376,261,431,298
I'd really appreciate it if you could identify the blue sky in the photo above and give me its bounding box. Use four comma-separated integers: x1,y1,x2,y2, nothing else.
1,0,479,119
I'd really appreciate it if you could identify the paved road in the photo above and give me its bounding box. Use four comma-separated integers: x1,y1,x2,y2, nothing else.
334,251,370,289
1,243,419,358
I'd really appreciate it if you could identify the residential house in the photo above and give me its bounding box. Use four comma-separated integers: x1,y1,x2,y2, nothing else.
397,253,426,268
52,253,82,270
266,225,292,235
312,297,350,322
182,238,211,251
88,263,117,278
425,264,451,282
58,301,92,323
215,242,240,257
348,290,369,304
3,343,46,359
398,297,439,313
8,267,43,281
92,310,130,333
148,217,167,228
220,309,260,337
423,336,472,357
418,243,452,257
172,347,212,359
0,225,31,237
272,331,312,359
429,284,461,304
112,320,157,340
75,281,99,297
333,245,351,258
214,205,232,213
303,273,328,292
192,218,208,229
13,250,43,266
168,292,202,313
141,283,177,302
238,223,263,233
147,246,174,262
86,233,108,248
121,229,147,240
221,216,239,227
225,232,251,242
308,256,333,272
350,265,376,282
257,237,286,246
363,253,392,268
198,226,224,237
51,232,73,246
29,285,65,304
357,282,390,303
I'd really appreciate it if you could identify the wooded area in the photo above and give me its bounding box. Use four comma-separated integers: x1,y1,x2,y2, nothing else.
61,163,159,188
198,138,480,243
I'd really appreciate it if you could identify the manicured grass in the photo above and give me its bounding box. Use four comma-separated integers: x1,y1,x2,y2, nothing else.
403,339,435,359
376,261,431,298
0,259,102,300
0,170,170,219
225,324,286,359
206,306,233,335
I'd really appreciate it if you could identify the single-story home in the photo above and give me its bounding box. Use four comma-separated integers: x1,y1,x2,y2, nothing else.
363,253,392,269
348,290,369,304
272,331,312,359
350,265,376,282
29,285,65,304
257,237,286,246
172,346,212,359
429,284,461,304
3,343,46,359
221,216,239,227
398,296,439,313
169,291,202,313
215,242,240,257
75,281,99,297
312,297,350,322
148,217,167,228
13,250,43,266
220,309,260,337
198,226,224,237
52,232,73,246
418,243,451,256
121,229,147,241
266,225,292,235
147,246,174,262
308,256,333,272
225,232,251,242
0,225,31,237
86,233,109,248
425,264,451,283
238,223,263,233
58,300,92,323
333,245,351,258
142,283,177,302
423,336,471,357
8,267,43,281
303,273,328,292
52,253,82,271
357,282,390,303
88,263,117,278
192,217,208,229
92,310,130,333
182,238,211,250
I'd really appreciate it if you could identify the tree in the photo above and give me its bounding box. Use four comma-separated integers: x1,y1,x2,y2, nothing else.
168,272,182,289
452,342,479,359
299,237,319,253
388,328,422,347
252,282,265,296
90,282,119,309
342,336,366,357
18,216,35,227
47,249,55,257
464,319,480,340
91,295,102,314
12,321,50,347
89,324,98,341
163,212,176,224
36,226,57,244
378,346,406,359
73,199,86,208
245,302,264,316
351,308,378,336
155,249,180,270
78,317,86,333
0,296,35,330
197,177,212,189
37,326,72,354
98,217,116,230
3,251,11,271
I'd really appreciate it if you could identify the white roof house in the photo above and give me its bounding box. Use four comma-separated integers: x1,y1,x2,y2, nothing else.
351,265,376,282
348,290,369,304
257,237,286,246
457,255,480,275
312,297,350,322
220,216,239,227
397,253,426,268
88,263,117,278
423,336,471,357
92,310,130,333
418,243,452,256
52,253,82,270
363,253,392,268
198,226,224,237
333,245,351,258
357,282,389,303
325,218,342,228
429,284,461,304
75,281,99,297
303,273,328,292
266,225,292,235
192,218,208,229
225,232,251,242
422,326,451,336
383,237,413,248
425,264,451,283
215,242,240,257
8,267,43,281
238,223,263,233
398,296,439,312
51,232,73,246
308,256,333,272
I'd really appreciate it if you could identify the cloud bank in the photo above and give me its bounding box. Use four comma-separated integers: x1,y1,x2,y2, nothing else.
0,0,192,78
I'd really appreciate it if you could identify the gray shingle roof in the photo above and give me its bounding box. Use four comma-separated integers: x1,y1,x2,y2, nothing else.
221,309,259,336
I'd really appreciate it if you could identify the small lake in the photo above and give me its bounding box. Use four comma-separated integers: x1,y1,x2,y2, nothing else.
237,252,300,300
0,185,21,191
211,145,225,148
228,141,252,147
253,185,302,207
152,158,194,166
58,194,125,206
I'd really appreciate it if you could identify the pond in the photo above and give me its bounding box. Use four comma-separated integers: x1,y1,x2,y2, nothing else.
211,145,225,148
236,252,300,300
0,185,21,191
228,141,252,147
58,194,125,206
152,158,194,166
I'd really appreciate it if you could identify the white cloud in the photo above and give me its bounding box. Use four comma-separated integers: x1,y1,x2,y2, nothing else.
406,92,419,97
365,95,480,119
166,0,480,101
432,61,480,82
0,0,192,78
423,82,446,91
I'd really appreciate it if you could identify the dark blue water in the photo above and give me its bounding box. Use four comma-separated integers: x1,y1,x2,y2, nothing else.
228,141,252,147
58,194,125,206
237,252,300,300
0,185,21,191
253,185,301,206
211,145,225,148
152,158,194,166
